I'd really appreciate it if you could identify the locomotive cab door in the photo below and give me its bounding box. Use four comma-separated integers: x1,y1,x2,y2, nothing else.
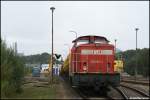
106,56,111,73
105,55,113,73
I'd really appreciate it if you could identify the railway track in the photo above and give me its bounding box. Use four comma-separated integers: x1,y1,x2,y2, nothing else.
113,86,129,99
110,84,149,99
62,76,110,99
121,76,149,85
121,79,149,86
75,82,149,99
62,76,149,99
74,87,110,100
120,84,149,97
121,76,149,81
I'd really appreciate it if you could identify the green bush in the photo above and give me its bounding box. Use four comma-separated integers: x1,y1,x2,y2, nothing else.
24,67,32,75
117,48,149,77
1,39,24,97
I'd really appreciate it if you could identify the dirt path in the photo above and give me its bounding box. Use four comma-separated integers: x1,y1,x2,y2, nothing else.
53,77,81,99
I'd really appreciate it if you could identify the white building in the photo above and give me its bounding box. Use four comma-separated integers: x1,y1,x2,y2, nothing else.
40,63,62,75
41,64,49,73
53,64,62,75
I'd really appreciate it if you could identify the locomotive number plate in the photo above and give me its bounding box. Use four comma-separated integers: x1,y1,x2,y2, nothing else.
81,49,113,55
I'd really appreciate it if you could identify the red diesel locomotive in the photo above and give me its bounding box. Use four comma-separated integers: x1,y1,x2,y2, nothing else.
69,35,120,89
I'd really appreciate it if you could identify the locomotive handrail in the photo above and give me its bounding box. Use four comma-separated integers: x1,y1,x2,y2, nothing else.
72,61,82,62
72,53,81,72
71,53,89,73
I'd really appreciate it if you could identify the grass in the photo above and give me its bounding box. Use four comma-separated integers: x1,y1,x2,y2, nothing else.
1,75,62,99
2,83,57,99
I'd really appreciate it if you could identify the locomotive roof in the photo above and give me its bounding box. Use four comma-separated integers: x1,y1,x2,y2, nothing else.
72,35,109,43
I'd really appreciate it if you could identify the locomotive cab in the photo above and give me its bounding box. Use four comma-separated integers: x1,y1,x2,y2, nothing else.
69,35,120,88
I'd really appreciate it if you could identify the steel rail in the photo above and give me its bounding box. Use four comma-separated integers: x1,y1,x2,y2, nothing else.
114,87,129,99
121,80,149,86
120,84,149,97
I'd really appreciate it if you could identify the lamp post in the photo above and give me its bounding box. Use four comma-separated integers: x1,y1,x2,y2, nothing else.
114,39,117,60
114,39,117,53
50,7,55,82
69,31,77,39
135,28,139,81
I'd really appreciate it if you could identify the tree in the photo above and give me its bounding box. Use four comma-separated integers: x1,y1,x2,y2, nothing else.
22,52,51,64
1,39,24,97
116,48,149,77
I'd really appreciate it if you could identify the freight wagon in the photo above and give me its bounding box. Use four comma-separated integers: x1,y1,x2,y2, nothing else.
114,60,124,73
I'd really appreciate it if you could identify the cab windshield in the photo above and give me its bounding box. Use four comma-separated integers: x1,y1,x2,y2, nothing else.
76,39,107,46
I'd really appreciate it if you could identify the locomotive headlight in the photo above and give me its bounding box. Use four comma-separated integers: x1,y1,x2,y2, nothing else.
83,66,87,71
83,62,87,71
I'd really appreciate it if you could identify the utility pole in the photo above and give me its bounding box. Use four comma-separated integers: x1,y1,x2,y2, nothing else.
50,7,55,83
115,39,117,53
114,39,117,59
14,42,17,56
135,28,139,81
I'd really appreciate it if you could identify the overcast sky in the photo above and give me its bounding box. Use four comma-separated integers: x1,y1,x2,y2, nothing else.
1,1,149,58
